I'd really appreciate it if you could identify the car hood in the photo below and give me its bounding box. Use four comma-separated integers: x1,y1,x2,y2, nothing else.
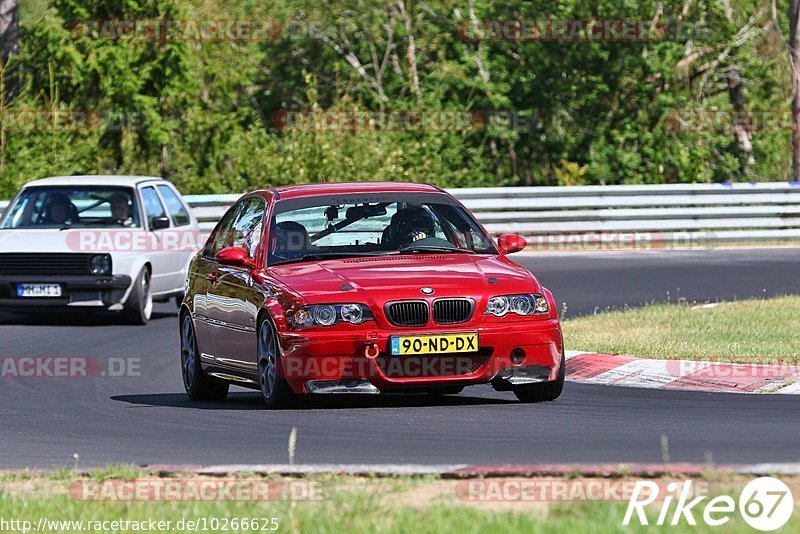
0,229,85,253
268,254,539,305
0,228,156,251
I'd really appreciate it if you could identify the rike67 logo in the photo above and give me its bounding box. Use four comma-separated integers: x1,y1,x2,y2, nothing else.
624,477,794,531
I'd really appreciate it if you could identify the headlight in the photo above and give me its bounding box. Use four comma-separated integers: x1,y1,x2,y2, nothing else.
314,305,337,326
486,296,510,316
485,294,549,317
90,254,112,275
340,303,364,324
290,304,374,327
510,295,532,315
293,308,314,327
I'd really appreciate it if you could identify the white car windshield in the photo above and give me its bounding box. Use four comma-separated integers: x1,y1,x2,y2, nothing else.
0,186,141,229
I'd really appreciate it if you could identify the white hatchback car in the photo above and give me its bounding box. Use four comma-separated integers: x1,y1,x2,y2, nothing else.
0,176,201,324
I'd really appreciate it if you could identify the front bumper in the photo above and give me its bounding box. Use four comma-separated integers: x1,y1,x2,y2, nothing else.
0,275,132,311
277,319,563,394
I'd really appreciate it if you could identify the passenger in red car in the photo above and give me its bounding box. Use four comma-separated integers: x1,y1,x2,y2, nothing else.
273,221,309,260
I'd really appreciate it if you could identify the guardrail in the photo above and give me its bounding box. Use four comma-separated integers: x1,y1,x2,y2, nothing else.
4,183,800,249
186,183,800,247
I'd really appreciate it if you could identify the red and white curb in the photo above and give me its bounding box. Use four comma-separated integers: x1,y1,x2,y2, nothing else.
565,351,800,394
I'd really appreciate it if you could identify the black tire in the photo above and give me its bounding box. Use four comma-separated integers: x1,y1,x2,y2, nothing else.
513,351,565,403
122,267,153,325
257,315,296,409
180,314,229,401
174,292,185,309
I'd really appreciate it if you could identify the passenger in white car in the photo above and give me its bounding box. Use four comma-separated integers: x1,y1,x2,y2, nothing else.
110,193,134,227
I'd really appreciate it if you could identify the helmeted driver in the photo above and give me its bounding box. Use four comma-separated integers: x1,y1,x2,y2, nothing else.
382,205,435,249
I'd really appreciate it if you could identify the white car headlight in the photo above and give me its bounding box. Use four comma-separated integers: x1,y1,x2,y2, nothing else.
90,254,112,275
485,294,549,317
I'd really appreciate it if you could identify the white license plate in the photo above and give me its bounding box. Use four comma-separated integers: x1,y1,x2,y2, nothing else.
17,283,62,298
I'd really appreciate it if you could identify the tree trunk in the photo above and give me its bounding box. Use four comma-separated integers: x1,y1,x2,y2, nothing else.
160,145,169,178
725,66,755,176
0,0,19,103
396,0,421,103
720,0,755,178
789,0,800,181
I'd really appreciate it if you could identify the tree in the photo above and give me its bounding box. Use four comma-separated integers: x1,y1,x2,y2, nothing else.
0,0,19,102
785,0,800,180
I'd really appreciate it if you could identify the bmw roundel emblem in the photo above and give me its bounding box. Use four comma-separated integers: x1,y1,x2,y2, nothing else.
421,287,435,295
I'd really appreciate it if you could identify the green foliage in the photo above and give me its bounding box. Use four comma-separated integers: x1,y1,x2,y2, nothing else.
0,0,791,197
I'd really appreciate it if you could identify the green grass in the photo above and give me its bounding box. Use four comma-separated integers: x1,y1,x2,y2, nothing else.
1,475,797,533
87,464,145,482
563,296,800,362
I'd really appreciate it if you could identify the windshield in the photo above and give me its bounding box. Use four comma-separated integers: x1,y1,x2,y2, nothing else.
0,186,141,229
268,193,497,266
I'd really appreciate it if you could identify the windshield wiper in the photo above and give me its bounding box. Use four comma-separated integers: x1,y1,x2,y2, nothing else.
401,246,475,254
271,252,390,266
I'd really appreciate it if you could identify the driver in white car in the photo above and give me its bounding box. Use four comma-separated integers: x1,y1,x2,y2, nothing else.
43,193,76,226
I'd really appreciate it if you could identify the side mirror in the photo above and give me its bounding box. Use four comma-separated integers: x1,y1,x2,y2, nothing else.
149,216,170,230
497,234,527,255
216,246,256,268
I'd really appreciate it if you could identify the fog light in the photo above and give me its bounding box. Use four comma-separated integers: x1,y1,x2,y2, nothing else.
510,347,526,365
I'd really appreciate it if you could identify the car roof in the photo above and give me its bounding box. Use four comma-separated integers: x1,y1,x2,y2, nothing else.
260,181,443,200
22,175,168,188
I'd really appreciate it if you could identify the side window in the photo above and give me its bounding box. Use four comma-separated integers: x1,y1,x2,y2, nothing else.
141,187,167,225
204,203,243,258
233,198,265,258
203,197,265,260
156,185,191,226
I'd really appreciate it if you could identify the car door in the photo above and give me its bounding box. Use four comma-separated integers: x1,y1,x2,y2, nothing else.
138,185,174,294
192,202,245,359
204,196,267,373
155,183,195,292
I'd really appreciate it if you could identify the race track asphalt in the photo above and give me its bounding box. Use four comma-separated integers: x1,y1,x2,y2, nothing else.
1,248,798,468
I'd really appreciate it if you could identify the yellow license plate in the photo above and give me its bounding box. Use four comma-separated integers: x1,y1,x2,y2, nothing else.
390,333,479,356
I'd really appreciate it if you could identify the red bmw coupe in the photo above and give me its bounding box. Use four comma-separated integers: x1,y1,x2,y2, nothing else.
180,182,564,408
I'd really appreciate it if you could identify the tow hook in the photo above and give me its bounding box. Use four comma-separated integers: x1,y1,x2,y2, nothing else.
364,342,380,359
